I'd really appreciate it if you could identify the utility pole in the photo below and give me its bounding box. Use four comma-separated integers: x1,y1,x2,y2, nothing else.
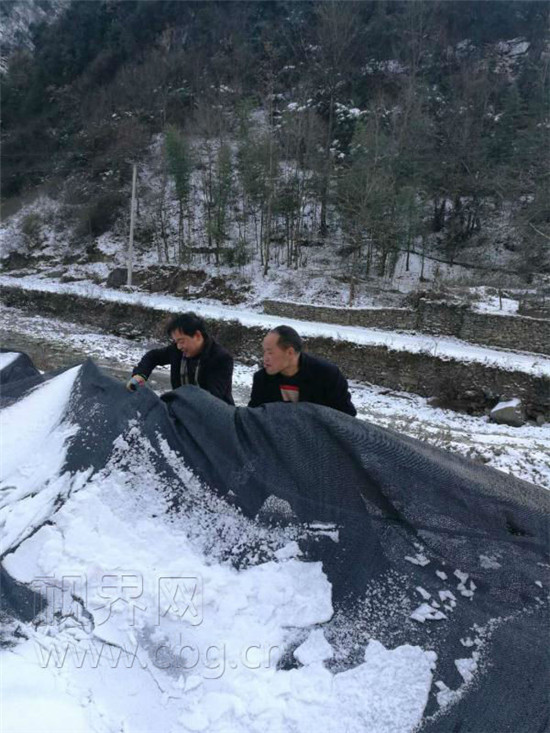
127,164,137,287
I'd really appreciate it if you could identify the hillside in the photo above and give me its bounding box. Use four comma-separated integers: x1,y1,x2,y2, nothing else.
1,0,549,306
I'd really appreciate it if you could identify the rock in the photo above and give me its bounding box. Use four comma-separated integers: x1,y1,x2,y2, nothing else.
106,267,128,288
490,398,526,428
133,266,208,295
536,414,546,426
518,296,550,319
112,322,143,340
483,387,499,402
1,252,32,271
85,243,110,263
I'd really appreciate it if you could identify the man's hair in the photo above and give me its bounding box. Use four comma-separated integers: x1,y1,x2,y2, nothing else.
166,312,208,339
271,325,302,353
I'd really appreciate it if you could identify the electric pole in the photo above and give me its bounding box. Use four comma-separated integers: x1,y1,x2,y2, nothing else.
127,164,137,287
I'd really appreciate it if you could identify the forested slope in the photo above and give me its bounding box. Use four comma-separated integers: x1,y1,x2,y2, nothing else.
1,1,549,294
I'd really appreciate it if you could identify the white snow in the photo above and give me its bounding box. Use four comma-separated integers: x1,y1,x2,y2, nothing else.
455,653,480,684
274,541,302,560
410,604,447,623
496,38,530,56
293,629,334,665
434,639,483,710
454,570,476,599
328,641,437,732
454,570,469,584
1,645,91,733
438,590,457,604
472,296,519,315
435,679,460,709
0,351,18,370
479,555,501,570
0,366,81,555
405,553,430,567
493,398,522,410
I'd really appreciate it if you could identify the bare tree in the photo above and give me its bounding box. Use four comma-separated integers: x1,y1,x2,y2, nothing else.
165,125,193,263
309,1,363,237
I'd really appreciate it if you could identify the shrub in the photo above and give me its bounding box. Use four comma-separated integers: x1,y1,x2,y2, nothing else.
76,192,126,238
20,212,43,250
222,239,251,267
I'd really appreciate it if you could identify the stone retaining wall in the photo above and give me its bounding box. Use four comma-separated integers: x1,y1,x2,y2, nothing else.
263,299,550,355
2,285,548,419
262,300,417,331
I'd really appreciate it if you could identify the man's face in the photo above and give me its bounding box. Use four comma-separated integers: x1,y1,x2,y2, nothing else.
262,332,294,375
171,329,204,358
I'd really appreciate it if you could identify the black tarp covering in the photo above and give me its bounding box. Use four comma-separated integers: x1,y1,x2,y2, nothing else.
1,354,549,732
0,349,43,400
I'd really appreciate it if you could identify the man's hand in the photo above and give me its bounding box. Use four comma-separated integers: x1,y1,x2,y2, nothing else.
126,374,147,392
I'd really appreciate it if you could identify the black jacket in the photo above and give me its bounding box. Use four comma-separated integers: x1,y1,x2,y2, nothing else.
133,337,234,405
248,352,356,416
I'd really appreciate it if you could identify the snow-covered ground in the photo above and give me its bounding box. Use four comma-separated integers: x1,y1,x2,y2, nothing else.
1,275,549,378
1,304,548,490
1,358,440,733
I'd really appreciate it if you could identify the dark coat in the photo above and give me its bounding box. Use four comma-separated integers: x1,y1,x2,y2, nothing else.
133,337,234,405
248,352,356,416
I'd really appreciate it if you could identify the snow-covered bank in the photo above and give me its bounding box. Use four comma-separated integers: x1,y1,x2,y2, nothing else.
1,274,549,377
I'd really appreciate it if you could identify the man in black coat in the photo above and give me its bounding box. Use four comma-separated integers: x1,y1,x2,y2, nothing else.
127,312,234,405
249,325,356,416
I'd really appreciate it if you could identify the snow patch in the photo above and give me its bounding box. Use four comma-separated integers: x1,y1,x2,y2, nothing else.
0,366,81,554
410,603,447,623
405,553,430,567
0,351,19,370
479,554,502,570
293,629,334,665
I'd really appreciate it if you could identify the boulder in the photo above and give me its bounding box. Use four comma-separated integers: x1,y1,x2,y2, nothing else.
490,398,526,427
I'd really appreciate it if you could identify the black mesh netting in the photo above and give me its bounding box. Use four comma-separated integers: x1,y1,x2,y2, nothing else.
1,353,549,732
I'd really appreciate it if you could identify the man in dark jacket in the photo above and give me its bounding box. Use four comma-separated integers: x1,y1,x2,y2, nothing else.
248,325,356,416
127,312,234,405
